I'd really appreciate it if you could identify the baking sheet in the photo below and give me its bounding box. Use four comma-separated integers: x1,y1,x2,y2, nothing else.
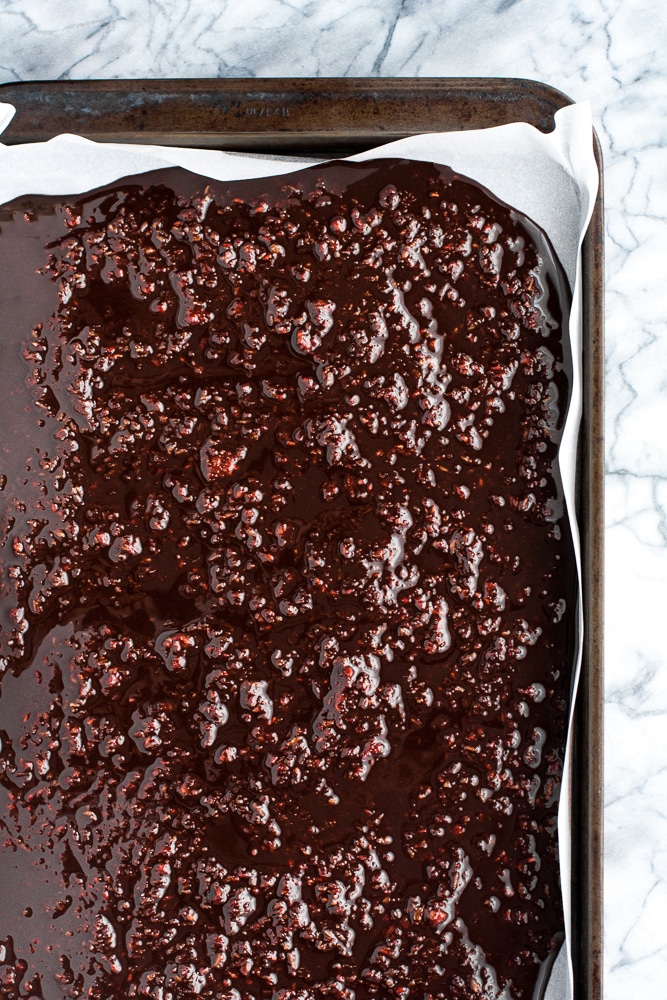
0,100,599,999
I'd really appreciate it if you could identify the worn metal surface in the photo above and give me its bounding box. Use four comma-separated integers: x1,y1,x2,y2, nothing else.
0,77,572,151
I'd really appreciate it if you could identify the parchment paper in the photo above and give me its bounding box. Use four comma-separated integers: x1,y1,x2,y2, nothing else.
0,101,599,1000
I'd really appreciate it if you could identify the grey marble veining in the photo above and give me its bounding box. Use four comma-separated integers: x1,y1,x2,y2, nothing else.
2,0,667,996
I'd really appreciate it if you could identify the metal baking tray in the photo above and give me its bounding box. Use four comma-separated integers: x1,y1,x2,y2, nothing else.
0,76,604,1000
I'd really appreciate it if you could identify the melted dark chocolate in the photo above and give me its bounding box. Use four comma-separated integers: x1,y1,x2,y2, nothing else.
0,159,576,1000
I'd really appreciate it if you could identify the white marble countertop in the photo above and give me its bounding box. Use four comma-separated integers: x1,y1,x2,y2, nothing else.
1,1,666,997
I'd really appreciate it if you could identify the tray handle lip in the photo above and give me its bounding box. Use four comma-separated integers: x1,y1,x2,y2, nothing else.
0,76,576,146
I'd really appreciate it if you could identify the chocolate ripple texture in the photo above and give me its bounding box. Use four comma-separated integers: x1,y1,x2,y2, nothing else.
0,159,576,1000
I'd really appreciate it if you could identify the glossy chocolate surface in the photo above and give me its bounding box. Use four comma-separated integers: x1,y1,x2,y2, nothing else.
0,159,575,999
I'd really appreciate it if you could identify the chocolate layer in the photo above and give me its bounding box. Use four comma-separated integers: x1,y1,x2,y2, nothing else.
0,159,575,1000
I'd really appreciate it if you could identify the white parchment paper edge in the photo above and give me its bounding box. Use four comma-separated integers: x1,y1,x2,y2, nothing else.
0,101,599,1000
